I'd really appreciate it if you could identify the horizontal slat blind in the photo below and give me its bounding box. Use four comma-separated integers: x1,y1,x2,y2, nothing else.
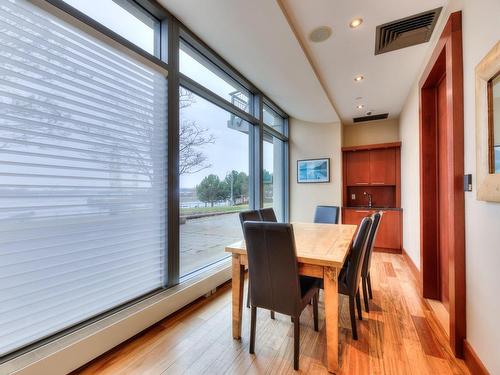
0,0,167,356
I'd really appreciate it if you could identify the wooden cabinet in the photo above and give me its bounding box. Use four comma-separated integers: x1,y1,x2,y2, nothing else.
369,148,396,185
374,210,401,249
345,150,370,186
342,142,402,252
345,148,397,186
342,208,402,251
343,208,372,227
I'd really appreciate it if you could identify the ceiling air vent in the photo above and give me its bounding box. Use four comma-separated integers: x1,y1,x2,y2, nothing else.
375,8,442,55
353,113,389,123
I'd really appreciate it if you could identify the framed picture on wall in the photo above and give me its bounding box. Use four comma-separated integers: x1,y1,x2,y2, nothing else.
297,158,330,183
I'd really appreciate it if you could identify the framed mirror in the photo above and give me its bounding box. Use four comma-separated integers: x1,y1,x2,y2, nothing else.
488,72,500,173
476,41,500,202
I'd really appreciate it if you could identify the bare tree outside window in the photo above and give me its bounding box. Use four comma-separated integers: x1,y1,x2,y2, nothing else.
179,88,215,175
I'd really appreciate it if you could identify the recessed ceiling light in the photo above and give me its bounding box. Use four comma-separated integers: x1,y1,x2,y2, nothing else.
309,26,333,43
349,18,363,28
357,104,364,109
354,75,364,82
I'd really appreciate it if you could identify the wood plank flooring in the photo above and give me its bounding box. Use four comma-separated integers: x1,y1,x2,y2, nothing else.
72,253,470,375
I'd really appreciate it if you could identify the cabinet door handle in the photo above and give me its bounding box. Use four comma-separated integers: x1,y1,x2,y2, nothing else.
355,210,370,213
355,182,369,185
371,182,385,185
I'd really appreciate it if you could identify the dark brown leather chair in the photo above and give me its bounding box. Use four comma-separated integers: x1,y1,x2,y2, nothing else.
239,210,264,310
361,211,383,312
338,216,372,340
243,221,320,370
239,210,261,227
259,207,277,222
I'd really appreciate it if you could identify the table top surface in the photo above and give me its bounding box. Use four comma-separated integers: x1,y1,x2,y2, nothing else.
225,222,357,268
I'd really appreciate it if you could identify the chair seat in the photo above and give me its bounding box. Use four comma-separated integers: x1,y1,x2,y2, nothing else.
300,276,320,297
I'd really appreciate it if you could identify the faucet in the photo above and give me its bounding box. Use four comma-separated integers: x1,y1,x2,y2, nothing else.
364,192,373,208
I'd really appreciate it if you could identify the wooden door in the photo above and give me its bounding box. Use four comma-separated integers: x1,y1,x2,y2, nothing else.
369,149,396,185
418,12,465,355
437,76,450,310
346,151,370,186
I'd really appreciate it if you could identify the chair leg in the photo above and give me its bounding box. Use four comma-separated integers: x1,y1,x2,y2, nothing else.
313,291,319,332
356,291,363,320
362,277,370,312
270,311,275,320
293,316,300,370
246,280,250,308
249,306,257,354
367,273,373,299
349,296,358,340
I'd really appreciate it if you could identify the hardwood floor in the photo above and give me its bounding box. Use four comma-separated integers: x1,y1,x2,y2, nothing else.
72,253,470,375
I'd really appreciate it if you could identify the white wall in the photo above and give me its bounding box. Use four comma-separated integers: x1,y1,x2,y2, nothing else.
399,0,500,372
289,119,342,222
399,86,421,266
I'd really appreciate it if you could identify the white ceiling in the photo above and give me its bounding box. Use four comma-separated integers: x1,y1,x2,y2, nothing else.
160,0,448,124
159,0,339,123
280,0,448,124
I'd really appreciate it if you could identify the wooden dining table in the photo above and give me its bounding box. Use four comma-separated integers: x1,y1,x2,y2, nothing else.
225,222,357,373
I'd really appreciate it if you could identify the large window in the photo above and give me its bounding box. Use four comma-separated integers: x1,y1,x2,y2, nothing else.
179,88,250,276
263,133,286,222
0,0,289,360
0,0,167,357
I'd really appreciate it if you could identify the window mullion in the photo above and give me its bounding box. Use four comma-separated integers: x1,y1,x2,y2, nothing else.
166,16,180,287
256,95,264,209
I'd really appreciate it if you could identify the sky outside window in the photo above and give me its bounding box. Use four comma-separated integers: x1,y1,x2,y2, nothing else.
180,41,250,113
179,89,250,189
61,0,157,55
263,104,284,134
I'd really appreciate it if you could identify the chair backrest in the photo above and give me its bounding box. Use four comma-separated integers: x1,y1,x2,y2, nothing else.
314,205,340,224
259,207,277,222
243,221,302,316
345,216,372,296
239,210,262,241
239,209,261,227
362,211,383,277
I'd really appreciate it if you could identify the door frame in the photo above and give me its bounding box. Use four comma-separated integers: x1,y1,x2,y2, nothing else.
419,11,465,357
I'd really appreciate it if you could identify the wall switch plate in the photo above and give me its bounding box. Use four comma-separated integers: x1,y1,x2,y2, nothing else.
351,194,356,200
464,174,472,192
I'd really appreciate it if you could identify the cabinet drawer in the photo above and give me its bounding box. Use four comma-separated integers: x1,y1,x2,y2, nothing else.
343,208,372,225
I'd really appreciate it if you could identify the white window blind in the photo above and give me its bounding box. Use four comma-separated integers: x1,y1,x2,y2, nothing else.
0,0,167,356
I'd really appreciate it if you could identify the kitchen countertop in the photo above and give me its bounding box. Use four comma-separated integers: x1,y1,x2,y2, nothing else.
343,206,403,211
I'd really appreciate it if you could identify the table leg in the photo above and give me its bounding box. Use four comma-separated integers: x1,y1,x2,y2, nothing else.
232,254,245,339
324,266,339,373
